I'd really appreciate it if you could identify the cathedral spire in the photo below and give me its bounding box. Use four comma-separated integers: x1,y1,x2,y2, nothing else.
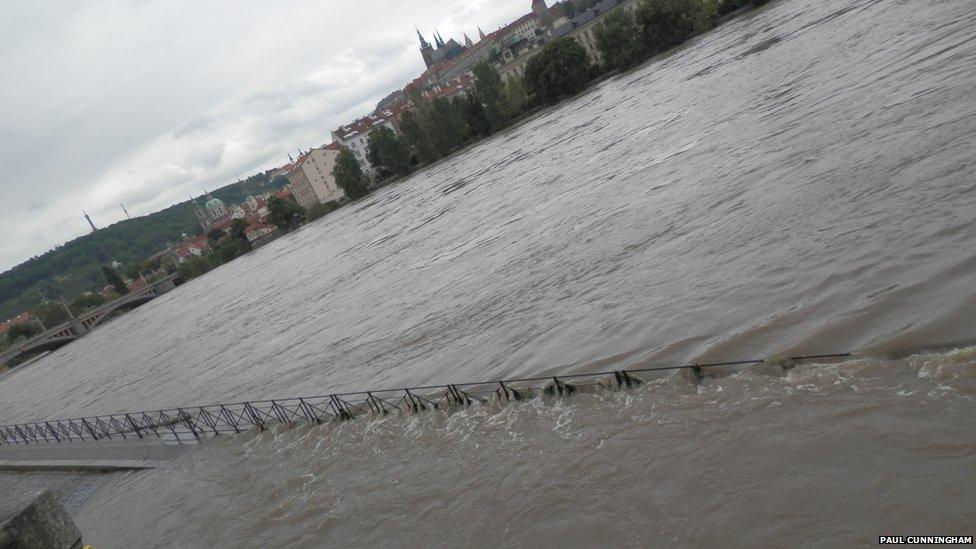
416,27,431,50
478,26,486,40
464,32,473,47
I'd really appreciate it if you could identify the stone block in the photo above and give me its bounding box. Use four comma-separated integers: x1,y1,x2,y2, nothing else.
0,490,82,549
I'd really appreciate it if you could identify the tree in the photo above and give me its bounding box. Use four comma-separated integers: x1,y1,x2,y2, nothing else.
332,149,370,200
523,38,592,105
69,292,104,312
101,265,128,295
500,76,530,119
459,95,491,139
399,109,437,165
634,0,713,55
427,97,467,157
367,126,412,177
268,196,304,230
306,201,340,222
595,8,646,71
216,237,245,263
124,263,142,281
271,174,291,189
177,255,213,281
6,322,39,342
472,61,506,130
229,218,251,251
31,301,71,328
207,228,227,242
141,256,162,275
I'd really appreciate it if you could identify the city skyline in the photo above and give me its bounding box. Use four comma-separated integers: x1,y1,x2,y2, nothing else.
0,0,541,272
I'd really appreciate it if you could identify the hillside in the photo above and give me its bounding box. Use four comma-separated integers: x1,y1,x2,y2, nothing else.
0,171,288,319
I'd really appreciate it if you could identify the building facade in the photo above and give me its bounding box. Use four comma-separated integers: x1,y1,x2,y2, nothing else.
286,143,346,208
496,0,639,79
331,108,403,174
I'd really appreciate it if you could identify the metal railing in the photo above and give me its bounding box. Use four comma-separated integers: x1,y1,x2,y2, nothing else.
0,353,851,446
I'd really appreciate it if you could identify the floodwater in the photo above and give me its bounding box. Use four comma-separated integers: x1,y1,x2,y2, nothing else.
2,0,976,545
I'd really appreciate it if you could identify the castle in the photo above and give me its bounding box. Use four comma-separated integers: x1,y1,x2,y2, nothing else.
417,29,465,69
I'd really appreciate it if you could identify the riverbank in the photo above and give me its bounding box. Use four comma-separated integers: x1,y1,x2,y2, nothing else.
3,0,975,542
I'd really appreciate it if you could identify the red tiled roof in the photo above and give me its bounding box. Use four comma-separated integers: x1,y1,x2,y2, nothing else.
244,222,276,235
485,13,536,43
334,104,407,140
421,71,477,101
0,312,32,335
174,235,211,258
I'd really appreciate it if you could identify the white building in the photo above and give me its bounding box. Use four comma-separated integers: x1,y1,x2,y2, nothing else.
286,143,346,209
331,108,403,174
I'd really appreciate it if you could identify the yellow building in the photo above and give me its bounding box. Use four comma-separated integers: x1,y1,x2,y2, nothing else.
286,143,345,208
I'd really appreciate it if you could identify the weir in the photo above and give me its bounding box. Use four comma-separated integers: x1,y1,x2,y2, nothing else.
0,353,851,447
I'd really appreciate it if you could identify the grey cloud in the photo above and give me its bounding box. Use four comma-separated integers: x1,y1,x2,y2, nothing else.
181,143,226,170
172,116,217,139
0,0,533,272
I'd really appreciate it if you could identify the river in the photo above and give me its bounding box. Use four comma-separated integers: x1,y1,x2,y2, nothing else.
2,0,975,545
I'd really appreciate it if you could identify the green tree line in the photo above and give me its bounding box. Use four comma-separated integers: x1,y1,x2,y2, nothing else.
0,171,288,319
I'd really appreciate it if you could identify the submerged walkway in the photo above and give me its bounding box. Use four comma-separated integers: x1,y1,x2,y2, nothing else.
0,353,850,448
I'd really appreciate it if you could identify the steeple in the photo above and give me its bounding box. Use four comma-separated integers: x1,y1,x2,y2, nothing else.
464,32,473,47
478,26,486,40
434,29,444,47
416,27,431,50
532,0,552,26
189,196,211,232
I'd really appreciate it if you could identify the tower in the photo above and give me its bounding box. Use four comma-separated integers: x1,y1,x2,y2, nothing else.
532,0,551,26
190,196,211,232
83,211,97,233
120,203,130,219
418,28,435,68
464,32,473,47
478,26,486,41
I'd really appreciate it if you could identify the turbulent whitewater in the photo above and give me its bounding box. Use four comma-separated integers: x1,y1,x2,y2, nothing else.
1,0,975,545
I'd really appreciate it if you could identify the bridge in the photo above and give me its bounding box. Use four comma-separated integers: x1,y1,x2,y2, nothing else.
0,275,179,367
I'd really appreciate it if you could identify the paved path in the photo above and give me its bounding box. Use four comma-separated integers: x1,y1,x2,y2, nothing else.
0,438,190,472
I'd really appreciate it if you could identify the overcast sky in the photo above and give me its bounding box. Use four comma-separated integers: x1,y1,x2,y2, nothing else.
0,0,537,272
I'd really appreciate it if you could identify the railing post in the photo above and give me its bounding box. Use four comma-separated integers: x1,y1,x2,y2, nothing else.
79,419,99,441
14,425,30,444
329,395,352,421
177,408,200,440
44,422,61,443
124,414,144,439
219,406,241,433
243,402,265,431
298,398,320,425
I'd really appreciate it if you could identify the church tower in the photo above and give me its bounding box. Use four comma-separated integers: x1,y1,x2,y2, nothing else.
418,28,435,68
190,197,211,232
532,0,552,26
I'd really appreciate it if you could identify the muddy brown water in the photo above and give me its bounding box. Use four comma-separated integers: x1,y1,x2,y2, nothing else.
1,0,975,545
